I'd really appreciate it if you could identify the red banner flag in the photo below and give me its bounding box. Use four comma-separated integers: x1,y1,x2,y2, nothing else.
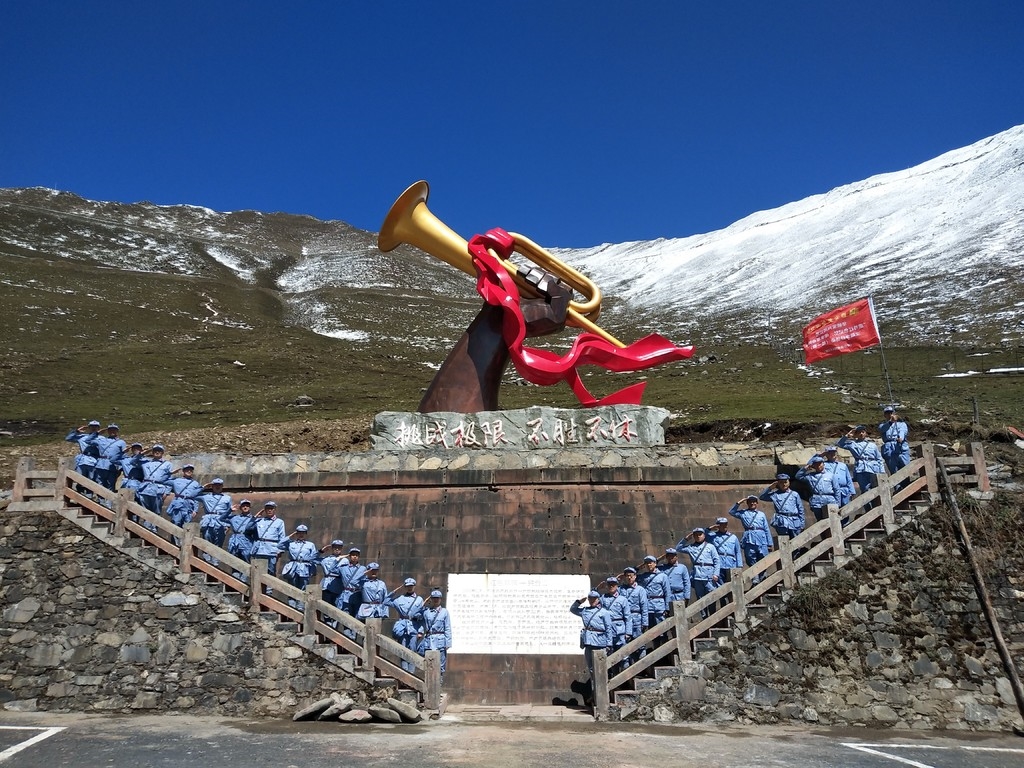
802,297,881,364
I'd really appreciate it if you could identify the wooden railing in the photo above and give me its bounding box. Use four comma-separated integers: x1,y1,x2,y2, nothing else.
37,458,442,709
591,443,989,720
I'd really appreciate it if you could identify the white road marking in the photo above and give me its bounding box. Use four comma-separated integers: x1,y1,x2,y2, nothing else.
841,743,938,768
0,726,66,763
843,741,1024,765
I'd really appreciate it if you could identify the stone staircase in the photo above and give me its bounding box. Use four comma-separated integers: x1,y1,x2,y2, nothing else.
603,489,938,718
8,466,422,706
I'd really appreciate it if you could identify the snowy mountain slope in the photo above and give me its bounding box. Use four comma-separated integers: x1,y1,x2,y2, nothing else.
557,125,1024,343
1,125,1021,350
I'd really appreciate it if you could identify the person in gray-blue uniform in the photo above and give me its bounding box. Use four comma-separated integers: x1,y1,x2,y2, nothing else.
729,495,773,581
679,527,721,618
318,540,347,605
838,425,886,495
279,524,322,610
136,445,173,525
224,498,257,580
659,548,691,606
796,455,840,524
636,555,670,629
417,589,453,683
118,443,145,493
197,477,233,563
387,577,424,672
198,493,232,567
619,567,649,665
599,576,630,673
879,406,911,477
707,517,742,580
164,463,203,528
94,424,126,491
65,420,102,486
822,445,855,508
570,590,614,685
251,501,287,591
356,562,390,620
335,548,368,637
761,473,805,540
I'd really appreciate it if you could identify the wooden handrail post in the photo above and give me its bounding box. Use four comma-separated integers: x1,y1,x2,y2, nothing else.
970,442,990,492
13,457,34,502
114,489,133,538
920,443,939,497
829,509,847,564
878,474,896,532
729,575,747,624
779,537,796,589
179,522,198,574
671,600,692,660
363,618,380,677
303,584,322,635
593,649,610,721
249,564,263,616
54,457,73,504
424,650,442,709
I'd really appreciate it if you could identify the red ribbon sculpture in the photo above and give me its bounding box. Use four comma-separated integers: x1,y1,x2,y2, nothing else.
467,228,694,407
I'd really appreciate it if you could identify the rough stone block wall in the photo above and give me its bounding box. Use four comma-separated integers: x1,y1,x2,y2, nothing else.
624,504,1023,731
0,507,376,716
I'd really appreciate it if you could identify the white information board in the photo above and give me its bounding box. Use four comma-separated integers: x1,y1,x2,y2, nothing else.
446,573,593,655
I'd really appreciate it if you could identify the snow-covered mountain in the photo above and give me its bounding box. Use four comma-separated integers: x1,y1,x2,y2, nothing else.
559,124,1024,344
1,125,1022,349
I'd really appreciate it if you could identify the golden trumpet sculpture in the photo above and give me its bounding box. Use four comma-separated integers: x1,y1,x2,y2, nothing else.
378,181,625,348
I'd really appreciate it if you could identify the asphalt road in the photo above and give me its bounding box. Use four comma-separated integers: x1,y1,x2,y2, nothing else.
0,713,1022,768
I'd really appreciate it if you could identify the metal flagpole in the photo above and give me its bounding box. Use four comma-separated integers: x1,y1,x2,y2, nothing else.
868,296,896,404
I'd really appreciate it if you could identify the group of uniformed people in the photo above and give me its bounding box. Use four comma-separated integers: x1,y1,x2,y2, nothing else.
572,406,910,681
63,421,454,681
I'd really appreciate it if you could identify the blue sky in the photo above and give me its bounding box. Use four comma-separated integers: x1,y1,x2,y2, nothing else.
2,2,1022,247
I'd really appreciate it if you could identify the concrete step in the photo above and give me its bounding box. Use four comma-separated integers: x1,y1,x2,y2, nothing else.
653,666,681,679
613,691,640,709
633,678,661,691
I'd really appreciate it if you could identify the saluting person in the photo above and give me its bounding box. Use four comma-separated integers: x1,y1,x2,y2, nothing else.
728,495,773,581
760,473,805,541
678,527,721,618
136,444,173,526
387,578,424,673
280,524,321,610
838,425,886,495
64,420,103,486
570,590,614,686
251,501,286,591
164,463,203,528
224,497,256,580
94,424,127,491
417,589,453,684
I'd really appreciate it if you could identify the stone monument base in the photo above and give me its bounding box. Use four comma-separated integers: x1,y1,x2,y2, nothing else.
370,405,671,451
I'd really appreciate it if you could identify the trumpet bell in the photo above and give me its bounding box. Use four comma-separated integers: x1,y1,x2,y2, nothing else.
378,182,613,339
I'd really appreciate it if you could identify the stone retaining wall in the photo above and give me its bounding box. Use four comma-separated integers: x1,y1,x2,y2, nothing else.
172,440,822,477
623,505,1024,731
0,506,377,716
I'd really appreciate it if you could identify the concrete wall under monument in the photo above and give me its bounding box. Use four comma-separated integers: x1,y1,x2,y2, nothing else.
174,441,806,705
